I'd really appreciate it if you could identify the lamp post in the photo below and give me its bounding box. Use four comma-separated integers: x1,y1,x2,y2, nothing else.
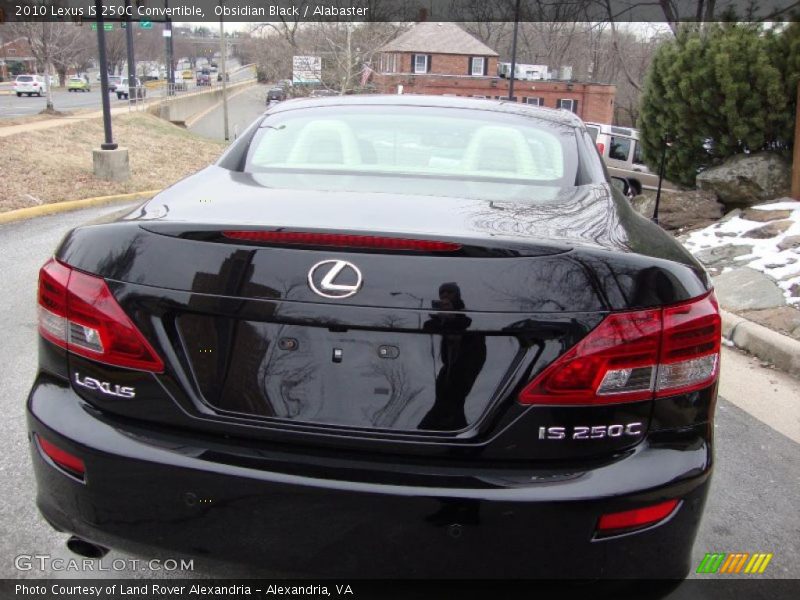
124,0,136,103
508,0,521,101
95,0,116,150
219,1,229,142
653,135,672,224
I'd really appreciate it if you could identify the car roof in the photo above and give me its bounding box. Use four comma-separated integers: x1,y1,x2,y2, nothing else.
263,94,585,127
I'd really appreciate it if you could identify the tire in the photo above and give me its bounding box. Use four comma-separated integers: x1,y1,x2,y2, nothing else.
16,92,21,97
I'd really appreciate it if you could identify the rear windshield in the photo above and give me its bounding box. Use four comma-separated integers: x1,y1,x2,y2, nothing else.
245,106,580,187
16,76,33,82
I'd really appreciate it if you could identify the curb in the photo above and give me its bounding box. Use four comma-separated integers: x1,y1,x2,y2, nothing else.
721,309,800,378
0,190,161,226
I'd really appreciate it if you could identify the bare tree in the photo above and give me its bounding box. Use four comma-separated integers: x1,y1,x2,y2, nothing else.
8,22,91,111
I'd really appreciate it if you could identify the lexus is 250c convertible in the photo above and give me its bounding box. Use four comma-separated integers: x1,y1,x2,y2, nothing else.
28,95,720,578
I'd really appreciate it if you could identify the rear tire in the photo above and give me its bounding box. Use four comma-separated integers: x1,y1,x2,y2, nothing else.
16,92,21,97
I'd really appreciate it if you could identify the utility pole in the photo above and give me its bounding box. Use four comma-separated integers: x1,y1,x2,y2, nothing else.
124,0,136,102
792,81,800,200
219,2,229,142
508,0,521,101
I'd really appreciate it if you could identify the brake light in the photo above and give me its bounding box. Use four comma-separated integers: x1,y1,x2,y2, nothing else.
596,142,605,155
35,434,85,478
597,499,679,534
222,231,462,252
37,258,164,372
518,293,720,406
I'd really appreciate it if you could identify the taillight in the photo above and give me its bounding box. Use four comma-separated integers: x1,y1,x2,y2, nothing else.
35,434,86,478
222,231,462,252
518,293,720,406
596,142,605,155
37,258,164,372
596,499,680,535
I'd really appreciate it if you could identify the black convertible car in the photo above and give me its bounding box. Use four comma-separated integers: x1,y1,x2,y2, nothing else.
29,96,720,578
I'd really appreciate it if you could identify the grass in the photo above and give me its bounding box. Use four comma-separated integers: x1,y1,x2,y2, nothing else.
0,112,226,212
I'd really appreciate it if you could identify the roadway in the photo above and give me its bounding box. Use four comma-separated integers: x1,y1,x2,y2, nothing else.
0,61,252,120
0,204,798,593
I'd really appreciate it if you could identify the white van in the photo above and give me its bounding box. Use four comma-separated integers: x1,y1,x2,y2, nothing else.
585,122,679,193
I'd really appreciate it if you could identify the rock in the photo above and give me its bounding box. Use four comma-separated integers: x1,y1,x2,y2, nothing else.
712,268,786,311
778,235,800,251
740,208,793,222
718,208,742,223
696,152,791,206
740,306,800,337
743,220,793,239
694,244,753,268
644,189,724,231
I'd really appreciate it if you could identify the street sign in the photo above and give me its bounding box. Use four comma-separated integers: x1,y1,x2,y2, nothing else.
293,56,322,84
140,21,152,29
90,23,114,31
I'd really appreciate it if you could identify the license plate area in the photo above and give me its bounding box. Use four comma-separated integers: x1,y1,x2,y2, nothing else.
178,317,521,433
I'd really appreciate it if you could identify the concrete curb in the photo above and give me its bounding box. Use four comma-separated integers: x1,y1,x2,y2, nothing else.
0,190,160,226
721,309,800,378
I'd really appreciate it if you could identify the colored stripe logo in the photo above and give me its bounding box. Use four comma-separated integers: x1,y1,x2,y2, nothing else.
696,553,773,574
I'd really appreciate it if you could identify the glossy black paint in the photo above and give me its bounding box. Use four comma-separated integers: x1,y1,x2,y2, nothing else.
30,96,717,577
28,374,710,578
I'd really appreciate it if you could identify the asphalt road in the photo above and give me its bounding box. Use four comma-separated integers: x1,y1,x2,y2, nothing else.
0,204,798,592
0,62,252,120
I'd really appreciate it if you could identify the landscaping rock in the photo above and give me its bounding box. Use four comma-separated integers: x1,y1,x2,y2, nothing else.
712,268,786,311
696,152,791,206
633,189,723,231
743,220,793,239
741,208,793,222
777,235,800,251
740,306,800,339
718,208,742,223
694,244,753,268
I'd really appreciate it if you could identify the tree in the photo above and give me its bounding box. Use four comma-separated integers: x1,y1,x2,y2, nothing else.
638,24,792,187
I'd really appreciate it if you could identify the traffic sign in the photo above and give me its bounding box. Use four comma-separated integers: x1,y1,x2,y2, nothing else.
90,23,114,31
140,21,152,29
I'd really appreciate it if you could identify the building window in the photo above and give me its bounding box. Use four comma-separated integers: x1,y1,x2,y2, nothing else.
524,97,545,106
470,57,485,76
413,54,428,74
557,98,578,113
380,54,397,73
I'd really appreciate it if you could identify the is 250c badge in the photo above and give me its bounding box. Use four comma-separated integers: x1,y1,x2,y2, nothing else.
539,423,643,440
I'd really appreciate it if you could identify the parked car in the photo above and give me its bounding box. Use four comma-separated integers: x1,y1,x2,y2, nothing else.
585,122,679,193
266,87,286,103
28,96,719,580
106,75,122,92
13,74,45,97
196,69,212,86
67,76,91,93
115,78,146,100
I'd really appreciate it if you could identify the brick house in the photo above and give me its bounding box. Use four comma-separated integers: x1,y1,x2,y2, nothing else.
0,37,36,81
372,22,616,124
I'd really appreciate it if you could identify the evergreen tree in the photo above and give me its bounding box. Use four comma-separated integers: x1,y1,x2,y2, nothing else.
638,24,792,187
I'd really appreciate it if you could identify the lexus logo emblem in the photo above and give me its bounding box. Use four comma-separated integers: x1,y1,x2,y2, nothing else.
308,260,363,299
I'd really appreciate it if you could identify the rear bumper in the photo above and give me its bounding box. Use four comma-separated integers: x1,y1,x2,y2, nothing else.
28,375,711,578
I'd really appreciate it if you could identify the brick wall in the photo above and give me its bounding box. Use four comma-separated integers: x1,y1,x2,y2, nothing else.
374,52,616,124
